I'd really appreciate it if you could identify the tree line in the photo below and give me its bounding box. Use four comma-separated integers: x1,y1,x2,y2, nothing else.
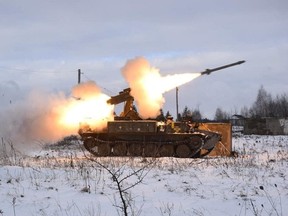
158,86,288,122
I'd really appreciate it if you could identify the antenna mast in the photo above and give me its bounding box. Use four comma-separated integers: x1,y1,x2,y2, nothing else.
176,87,179,121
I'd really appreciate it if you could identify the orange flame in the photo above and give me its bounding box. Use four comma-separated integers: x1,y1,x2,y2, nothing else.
58,95,114,130
58,81,114,131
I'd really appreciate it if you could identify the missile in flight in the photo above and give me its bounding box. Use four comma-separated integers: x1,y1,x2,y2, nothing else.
200,60,245,76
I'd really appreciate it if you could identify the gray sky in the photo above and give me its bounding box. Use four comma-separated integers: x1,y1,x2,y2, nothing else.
1,0,288,119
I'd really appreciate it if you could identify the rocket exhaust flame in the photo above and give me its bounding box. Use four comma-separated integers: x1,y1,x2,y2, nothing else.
0,81,115,148
59,81,114,131
122,57,201,119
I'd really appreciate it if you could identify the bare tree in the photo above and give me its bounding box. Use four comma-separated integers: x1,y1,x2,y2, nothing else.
191,108,202,121
250,85,272,118
249,86,288,118
181,106,202,122
179,86,288,119
165,111,172,119
85,156,155,216
214,107,230,121
181,106,192,121
156,109,166,121
274,93,288,117
240,106,250,118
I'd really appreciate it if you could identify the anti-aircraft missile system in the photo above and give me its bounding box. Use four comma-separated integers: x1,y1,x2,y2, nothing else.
79,60,245,158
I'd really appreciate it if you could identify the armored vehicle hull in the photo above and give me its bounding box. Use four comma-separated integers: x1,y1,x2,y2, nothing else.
80,120,221,158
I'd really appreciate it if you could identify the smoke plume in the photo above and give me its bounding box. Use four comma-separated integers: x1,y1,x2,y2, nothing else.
0,81,114,150
121,57,200,118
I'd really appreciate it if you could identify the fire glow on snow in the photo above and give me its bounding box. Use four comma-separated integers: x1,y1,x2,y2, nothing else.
0,57,201,145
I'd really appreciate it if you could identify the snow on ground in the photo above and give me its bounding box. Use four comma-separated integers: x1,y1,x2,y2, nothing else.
0,135,287,216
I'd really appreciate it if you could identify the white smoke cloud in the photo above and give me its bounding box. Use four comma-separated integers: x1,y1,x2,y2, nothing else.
121,57,165,119
0,90,71,151
0,81,114,151
121,57,200,119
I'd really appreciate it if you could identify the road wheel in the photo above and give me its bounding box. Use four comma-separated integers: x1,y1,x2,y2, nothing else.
98,143,111,156
159,145,174,157
83,138,99,155
143,143,158,157
113,143,127,156
176,144,191,158
84,138,96,149
128,143,142,156
189,136,203,150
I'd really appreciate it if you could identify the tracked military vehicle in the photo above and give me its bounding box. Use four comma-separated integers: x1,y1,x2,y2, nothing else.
79,60,245,158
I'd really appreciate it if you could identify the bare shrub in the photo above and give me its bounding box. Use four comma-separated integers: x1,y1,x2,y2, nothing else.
85,155,155,216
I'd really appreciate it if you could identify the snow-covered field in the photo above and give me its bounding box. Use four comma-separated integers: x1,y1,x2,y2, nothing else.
0,135,287,216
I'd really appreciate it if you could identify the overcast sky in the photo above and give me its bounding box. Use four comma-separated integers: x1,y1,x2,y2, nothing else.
1,0,288,119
